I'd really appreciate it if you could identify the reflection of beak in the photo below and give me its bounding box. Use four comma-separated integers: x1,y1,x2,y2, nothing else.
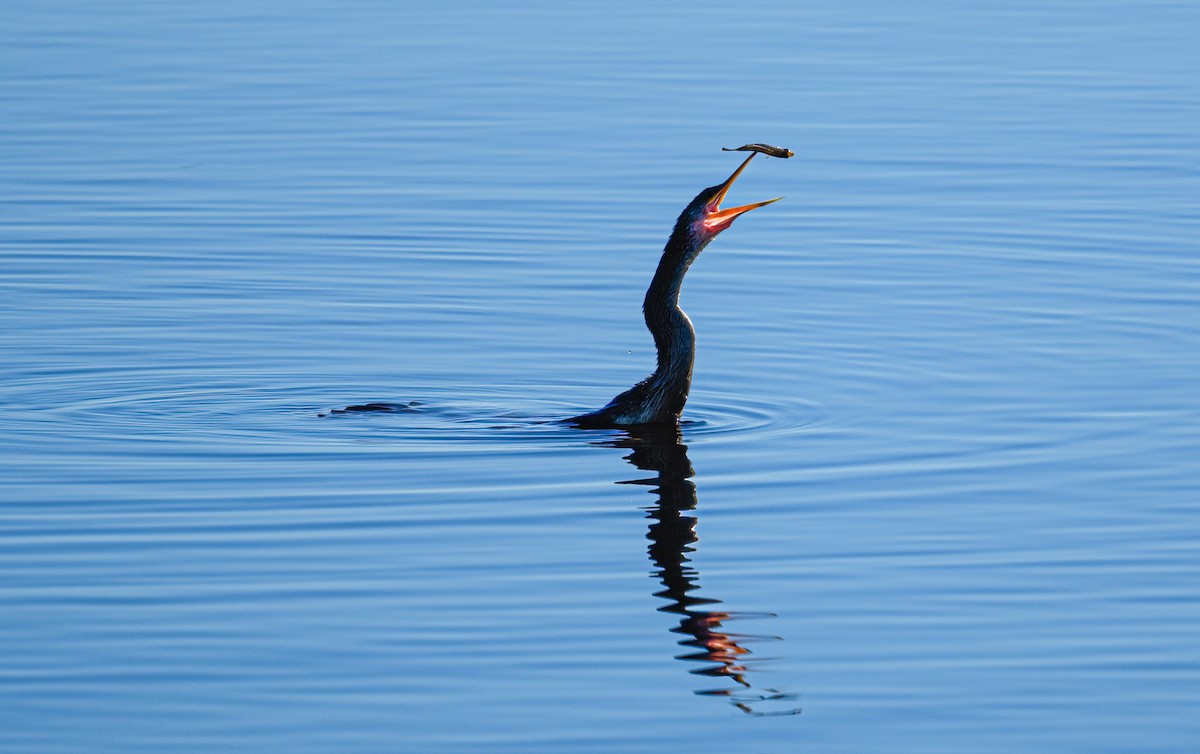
704,153,783,232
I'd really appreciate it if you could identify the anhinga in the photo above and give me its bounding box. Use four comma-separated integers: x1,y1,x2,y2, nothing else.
568,152,782,428
324,148,785,423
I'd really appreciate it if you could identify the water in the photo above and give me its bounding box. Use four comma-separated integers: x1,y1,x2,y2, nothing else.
2,1,1198,751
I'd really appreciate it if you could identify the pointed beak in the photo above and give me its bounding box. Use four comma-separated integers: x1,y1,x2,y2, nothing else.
703,153,783,232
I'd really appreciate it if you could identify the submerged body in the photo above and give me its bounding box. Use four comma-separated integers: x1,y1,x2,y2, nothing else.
568,151,783,428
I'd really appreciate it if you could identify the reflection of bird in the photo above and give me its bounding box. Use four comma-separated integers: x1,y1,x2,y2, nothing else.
568,154,780,428
606,427,800,716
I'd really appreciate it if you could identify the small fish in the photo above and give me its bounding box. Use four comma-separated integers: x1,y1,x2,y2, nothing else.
722,143,794,159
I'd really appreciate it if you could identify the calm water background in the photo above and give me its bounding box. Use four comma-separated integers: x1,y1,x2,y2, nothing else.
2,1,1199,752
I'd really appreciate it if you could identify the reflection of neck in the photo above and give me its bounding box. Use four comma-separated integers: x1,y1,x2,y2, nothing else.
613,429,798,715
627,434,708,610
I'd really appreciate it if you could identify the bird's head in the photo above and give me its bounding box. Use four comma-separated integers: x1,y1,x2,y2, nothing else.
682,153,782,239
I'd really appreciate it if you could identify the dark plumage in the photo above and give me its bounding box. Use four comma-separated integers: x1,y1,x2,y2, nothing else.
568,152,783,428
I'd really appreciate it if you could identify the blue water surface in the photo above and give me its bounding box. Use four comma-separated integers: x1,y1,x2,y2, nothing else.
2,1,1198,752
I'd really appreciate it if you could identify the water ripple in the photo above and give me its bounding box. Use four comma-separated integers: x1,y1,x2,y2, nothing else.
2,371,822,450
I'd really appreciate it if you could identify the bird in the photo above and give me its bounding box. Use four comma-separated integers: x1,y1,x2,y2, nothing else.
567,151,782,428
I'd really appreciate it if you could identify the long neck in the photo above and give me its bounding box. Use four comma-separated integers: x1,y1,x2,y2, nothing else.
642,228,708,404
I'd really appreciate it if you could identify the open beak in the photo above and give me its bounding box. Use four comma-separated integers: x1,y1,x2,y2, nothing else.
703,153,783,233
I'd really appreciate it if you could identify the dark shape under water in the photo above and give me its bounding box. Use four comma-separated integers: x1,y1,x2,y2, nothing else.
317,400,421,418
567,151,785,428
